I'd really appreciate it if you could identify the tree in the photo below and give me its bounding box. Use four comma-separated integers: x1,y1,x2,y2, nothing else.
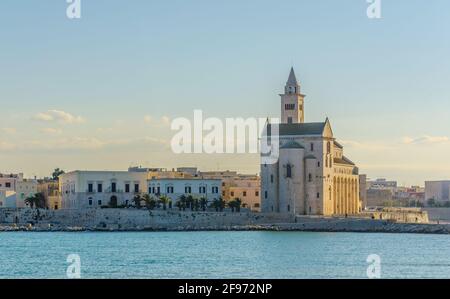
142,194,157,210
133,194,143,209
210,197,226,212
210,199,220,212
200,197,208,211
219,197,226,212
186,195,195,211
159,195,170,210
52,168,65,181
228,198,242,213
176,195,187,211
193,197,200,211
25,193,46,209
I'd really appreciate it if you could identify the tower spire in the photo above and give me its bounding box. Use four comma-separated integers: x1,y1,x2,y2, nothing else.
281,67,306,124
287,67,299,87
285,67,300,95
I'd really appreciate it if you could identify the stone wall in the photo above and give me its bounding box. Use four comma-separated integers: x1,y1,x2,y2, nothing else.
0,208,294,230
360,207,429,224
424,208,450,222
285,216,450,234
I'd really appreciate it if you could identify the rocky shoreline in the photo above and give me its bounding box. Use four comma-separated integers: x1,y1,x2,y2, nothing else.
1,221,450,234
1,208,449,234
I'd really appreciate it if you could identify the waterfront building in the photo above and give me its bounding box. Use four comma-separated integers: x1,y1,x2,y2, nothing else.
59,169,222,209
199,171,261,212
147,178,222,204
425,181,450,205
261,68,362,216
60,170,148,209
0,173,37,208
37,180,61,210
0,191,16,208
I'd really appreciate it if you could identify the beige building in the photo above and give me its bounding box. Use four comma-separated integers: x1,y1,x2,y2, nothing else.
261,68,362,216
37,180,61,210
199,171,261,212
0,173,37,208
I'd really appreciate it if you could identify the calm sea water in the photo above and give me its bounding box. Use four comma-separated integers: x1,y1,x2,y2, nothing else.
0,231,449,279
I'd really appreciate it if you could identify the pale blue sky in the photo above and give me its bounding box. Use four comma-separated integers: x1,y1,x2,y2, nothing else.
0,0,449,185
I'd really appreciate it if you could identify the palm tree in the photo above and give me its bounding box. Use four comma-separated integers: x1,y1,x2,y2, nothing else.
177,195,187,211
210,197,225,212
210,198,220,212
200,197,208,211
235,198,242,212
228,200,236,213
219,197,226,212
25,193,46,209
142,194,157,210
193,197,200,211
159,195,170,210
132,194,142,209
228,198,242,213
25,196,35,209
186,195,195,211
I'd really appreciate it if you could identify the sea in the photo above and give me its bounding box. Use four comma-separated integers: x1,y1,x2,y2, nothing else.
0,231,449,279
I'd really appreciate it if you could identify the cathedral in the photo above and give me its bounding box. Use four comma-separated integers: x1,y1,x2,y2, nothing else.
261,68,362,216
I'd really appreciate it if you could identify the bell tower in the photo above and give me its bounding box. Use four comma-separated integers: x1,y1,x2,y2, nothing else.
280,67,306,124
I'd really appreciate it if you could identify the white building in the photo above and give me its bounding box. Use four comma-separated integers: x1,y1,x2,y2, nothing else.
60,171,148,209
59,170,222,209
0,173,37,208
148,178,221,203
425,181,450,204
0,191,17,208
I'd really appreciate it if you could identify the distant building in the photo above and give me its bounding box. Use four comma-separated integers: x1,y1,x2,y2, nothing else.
425,181,450,204
366,189,393,207
176,167,199,176
147,178,221,204
0,191,16,208
199,171,261,212
368,178,398,190
37,180,61,210
0,173,37,208
359,174,368,210
60,171,148,209
59,169,221,209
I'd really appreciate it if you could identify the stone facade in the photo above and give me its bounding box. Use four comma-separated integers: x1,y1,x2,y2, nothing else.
261,68,361,216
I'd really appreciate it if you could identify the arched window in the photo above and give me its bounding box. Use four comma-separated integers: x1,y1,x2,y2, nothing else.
308,173,312,182
286,164,292,178
327,141,331,154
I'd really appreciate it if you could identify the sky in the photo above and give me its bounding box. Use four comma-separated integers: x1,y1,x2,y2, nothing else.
0,0,449,186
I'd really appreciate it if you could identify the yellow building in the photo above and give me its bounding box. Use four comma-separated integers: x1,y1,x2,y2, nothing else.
37,180,61,210
199,171,261,212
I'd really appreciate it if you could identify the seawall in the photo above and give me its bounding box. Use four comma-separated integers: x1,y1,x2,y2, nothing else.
1,208,449,234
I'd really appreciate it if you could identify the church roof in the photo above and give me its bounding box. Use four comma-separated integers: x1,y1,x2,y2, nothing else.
287,67,299,86
266,122,326,136
334,156,355,166
280,140,304,149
